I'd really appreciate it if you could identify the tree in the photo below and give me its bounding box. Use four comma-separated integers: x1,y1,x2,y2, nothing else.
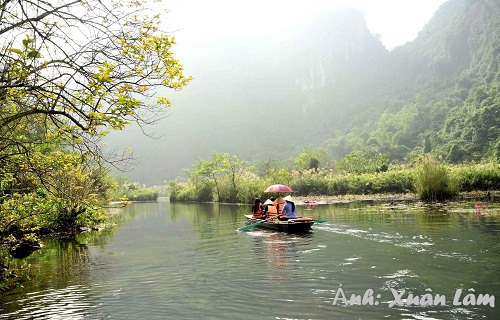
291,148,326,173
0,0,191,167
0,0,190,247
186,153,247,202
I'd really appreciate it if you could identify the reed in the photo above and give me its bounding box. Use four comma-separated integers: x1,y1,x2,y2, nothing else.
413,154,458,201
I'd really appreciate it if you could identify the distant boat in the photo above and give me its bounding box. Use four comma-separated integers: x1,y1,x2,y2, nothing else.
304,197,318,210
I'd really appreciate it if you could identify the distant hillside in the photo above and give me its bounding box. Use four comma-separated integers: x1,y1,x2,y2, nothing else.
351,0,500,162
106,0,499,185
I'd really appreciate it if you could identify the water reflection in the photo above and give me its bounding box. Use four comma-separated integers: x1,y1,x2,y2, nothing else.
248,231,312,282
0,232,114,317
170,202,245,238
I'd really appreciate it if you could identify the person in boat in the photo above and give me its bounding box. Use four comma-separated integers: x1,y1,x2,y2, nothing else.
251,198,264,219
263,198,278,219
279,195,297,220
263,197,275,215
275,196,286,215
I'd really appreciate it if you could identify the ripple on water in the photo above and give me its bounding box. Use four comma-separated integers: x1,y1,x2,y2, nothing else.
377,269,420,290
314,223,480,263
0,285,107,319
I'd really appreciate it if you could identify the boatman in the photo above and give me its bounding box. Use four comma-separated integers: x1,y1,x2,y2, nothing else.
279,195,297,220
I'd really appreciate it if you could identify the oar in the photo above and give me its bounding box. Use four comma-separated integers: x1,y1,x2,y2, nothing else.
238,219,268,232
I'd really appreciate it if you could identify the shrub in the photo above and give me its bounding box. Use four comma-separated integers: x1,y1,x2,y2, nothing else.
167,180,183,201
452,162,500,191
292,174,328,195
413,154,459,201
125,188,159,201
194,183,213,202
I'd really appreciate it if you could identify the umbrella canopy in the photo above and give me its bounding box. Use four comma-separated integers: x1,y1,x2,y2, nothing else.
264,184,294,193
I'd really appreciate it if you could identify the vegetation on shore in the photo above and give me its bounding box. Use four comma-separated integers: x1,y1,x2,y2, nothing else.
168,150,500,204
0,164,157,291
110,176,160,202
1,0,188,290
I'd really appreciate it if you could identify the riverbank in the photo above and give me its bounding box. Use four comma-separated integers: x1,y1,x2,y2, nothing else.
291,190,499,206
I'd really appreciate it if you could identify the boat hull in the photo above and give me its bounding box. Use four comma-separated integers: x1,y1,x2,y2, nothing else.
244,215,314,232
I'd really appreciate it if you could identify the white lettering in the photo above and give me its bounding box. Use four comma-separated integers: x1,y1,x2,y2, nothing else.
406,293,420,306
476,294,495,307
332,287,348,305
348,294,362,306
453,289,463,305
389,288,405,308
463,293,476,306
434,294,447,306
362,289,375,305
420,293,434,306
332,287,494,308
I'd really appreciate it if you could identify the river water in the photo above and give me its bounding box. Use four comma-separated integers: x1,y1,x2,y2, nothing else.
0,200,499,319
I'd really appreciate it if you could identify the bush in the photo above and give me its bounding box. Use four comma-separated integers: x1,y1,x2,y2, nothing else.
292,174,328,195
125,188,159,201
167,180,183,201
452,162,500,191
194,184,213,202
413,155,459,201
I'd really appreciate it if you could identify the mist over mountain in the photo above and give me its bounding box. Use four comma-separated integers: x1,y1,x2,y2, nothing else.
106,0,499,185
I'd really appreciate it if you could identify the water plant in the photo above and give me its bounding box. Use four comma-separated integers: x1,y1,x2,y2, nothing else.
475,204,487,216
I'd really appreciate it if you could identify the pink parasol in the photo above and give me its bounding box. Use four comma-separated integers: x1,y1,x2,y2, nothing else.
264,184,294,193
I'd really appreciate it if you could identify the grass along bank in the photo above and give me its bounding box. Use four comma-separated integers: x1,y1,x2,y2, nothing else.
168,153,500,204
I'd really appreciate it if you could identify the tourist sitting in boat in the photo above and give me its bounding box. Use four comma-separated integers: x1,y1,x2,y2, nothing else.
252,198,264,219
263,197,275,215
279,195,297,220
263,198,278,219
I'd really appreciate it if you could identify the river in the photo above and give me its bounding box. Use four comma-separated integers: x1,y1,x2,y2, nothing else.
0,199,499,319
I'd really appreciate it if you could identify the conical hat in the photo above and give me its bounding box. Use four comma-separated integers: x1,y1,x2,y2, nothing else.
263,199,273,205
276,196,285,204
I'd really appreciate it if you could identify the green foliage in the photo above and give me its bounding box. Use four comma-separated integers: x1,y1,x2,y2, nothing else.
321,169,413,196
253,158,288,178
183,153,248,202
266,167,294,187
125,189,159,202
167,180,183,202
452,161,500,191
169,149,500,203
0,152,111,238
336,149,389,174
292,171,329,195
1,0,190,146
413,154,459,201
303,1,500,167
109,176,159,202
168,182,213,203
291,148,326,172
0,0,192,292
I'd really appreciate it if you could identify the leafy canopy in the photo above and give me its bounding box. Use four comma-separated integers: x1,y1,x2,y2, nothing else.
0,0,191,162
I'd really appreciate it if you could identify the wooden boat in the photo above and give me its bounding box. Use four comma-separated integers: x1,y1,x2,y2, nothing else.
244,214,314,232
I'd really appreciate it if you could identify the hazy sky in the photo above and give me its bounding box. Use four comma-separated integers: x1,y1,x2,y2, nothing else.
164,0,448,54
